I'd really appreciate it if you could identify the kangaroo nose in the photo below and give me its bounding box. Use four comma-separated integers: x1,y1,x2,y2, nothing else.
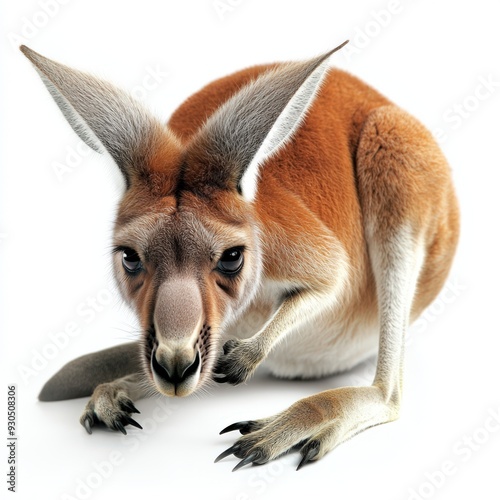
151,347,200,391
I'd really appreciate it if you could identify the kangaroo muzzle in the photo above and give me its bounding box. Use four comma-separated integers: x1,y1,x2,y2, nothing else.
151,278,203,397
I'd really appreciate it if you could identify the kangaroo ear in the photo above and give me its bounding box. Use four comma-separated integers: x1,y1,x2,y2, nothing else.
20,46,179,189
184,41,348,201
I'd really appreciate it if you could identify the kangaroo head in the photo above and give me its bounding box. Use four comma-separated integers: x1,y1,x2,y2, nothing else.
21,43,346,397
113,180,262,396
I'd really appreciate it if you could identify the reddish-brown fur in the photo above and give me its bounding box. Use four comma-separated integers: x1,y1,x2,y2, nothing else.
122,65,457,329
168,67,386,310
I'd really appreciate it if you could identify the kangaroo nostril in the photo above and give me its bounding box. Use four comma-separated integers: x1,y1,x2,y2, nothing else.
180,351,200,381
151,348,173,382
151,347,200,387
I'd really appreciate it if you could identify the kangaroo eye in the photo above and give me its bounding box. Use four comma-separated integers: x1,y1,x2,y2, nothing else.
217,248,244,275
122,248,142,274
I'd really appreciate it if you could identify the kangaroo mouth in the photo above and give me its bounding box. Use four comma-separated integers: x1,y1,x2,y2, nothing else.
143,323,214,395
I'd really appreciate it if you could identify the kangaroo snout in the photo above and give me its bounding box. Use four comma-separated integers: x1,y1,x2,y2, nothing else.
151,279,204,396
151,344,200,396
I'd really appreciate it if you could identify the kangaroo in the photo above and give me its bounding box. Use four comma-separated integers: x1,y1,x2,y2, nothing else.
21,42,459,471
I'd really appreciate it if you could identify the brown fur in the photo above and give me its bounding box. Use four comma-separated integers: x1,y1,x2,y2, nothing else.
122,65,457,333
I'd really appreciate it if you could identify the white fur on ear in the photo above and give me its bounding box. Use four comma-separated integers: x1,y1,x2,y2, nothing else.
36,70,105,154
185,42,348,202
20,45,173,188
240,58,330,201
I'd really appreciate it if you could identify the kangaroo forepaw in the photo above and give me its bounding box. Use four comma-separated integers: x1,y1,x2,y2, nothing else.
80,383,142,435
213,338,263,385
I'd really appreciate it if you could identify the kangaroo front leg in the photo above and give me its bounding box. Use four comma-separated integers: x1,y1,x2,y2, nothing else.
216,229,424,470
214,289,332,385
80,372,150,435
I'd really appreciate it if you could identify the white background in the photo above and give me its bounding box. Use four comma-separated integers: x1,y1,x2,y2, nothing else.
1,1,499,499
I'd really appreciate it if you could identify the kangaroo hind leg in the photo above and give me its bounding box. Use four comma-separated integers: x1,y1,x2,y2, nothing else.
214,104,458,470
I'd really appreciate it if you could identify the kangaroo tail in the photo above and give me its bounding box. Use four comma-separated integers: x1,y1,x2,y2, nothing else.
38,342,143,401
